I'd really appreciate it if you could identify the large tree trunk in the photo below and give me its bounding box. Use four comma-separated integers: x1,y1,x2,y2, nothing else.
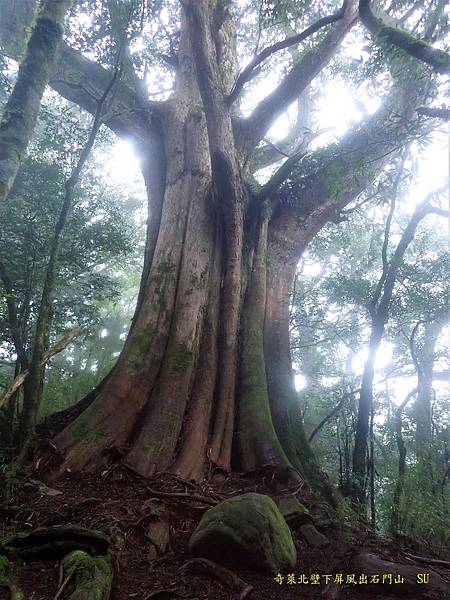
13,0,427,497
50,11,326,487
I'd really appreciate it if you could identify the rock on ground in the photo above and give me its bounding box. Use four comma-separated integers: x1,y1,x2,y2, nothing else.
189,492,296,574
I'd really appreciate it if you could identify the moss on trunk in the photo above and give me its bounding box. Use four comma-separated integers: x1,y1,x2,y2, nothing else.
0,0,72,206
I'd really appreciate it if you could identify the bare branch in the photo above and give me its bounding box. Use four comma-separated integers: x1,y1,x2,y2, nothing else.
257,151,306,201
309,389,359,443
0,326,81,410
432,371,450,381
417,106,450,120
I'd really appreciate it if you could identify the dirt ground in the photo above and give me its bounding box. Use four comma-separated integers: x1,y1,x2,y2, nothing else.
0,467,448,599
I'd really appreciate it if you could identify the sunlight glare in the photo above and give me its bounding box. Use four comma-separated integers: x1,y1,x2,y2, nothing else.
104,139,141,184
352,341,394,374
295,373,307,391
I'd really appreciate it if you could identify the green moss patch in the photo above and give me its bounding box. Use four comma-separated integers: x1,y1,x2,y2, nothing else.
59,550,112,600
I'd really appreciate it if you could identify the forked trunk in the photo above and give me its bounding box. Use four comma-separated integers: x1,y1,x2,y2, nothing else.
52,136,313,482
40,0,424,506
49,3,335,494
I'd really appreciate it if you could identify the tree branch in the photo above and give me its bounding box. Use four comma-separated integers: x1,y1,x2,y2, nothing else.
309,389,358,443
227,5,346,105
235,0,359,152
359,0,450,75
0,326,81,410
0,0,162,140
416,106,450,120
368,154,407,316
257,151,306,201
432,371,450,381
375,192,447,322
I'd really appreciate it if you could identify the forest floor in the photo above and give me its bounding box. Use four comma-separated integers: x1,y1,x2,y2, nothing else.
0,466,448,599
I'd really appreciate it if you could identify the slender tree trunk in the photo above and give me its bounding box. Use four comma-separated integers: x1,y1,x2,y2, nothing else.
352,324,383,508
18,65,117,463
0,0,72,206
390,388,417,537
411,311,449,491
414,318,447,452
352,197,444,510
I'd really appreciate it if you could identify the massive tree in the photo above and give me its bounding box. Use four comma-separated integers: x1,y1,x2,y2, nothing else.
0,0,443,494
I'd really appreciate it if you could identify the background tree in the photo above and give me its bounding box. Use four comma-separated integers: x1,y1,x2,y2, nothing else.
289,149,449,543
0,94,139,463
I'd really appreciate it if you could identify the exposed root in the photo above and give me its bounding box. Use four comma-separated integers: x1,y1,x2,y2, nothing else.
180,557,253,597
402,552,450,569
146,486,220,506
352,552,449,597
4,526,109,560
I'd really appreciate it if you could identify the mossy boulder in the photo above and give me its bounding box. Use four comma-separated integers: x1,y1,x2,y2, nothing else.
60,550,112,600
189,492,296,573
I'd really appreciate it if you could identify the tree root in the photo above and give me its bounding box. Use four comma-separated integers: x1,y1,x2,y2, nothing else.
3,526,109,560
403,552,450,569
352,552,449,597
180,558,253,597
146,487,219,506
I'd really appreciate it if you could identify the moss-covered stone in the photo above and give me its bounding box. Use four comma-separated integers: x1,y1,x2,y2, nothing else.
189,493,296,574
60,550,112,600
